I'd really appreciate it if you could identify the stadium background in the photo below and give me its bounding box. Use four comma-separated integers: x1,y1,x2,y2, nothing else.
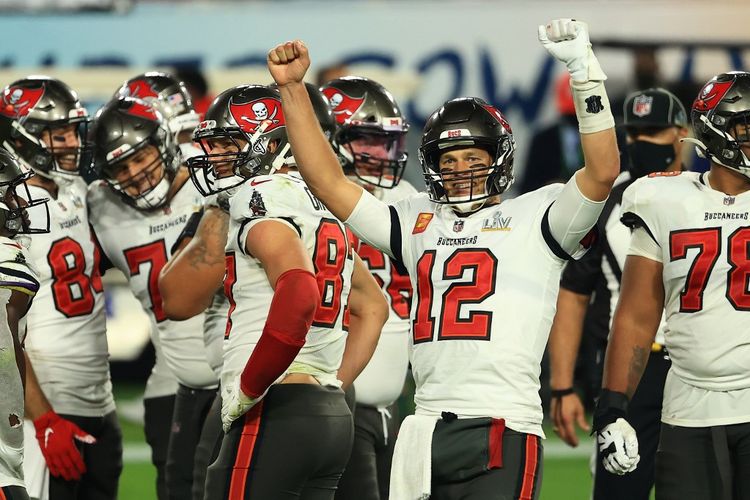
2,0,748,498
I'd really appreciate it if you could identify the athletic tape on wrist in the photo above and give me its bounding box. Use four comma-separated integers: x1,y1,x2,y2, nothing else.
572,80,615,134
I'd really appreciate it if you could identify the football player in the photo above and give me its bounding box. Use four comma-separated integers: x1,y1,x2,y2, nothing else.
0,76,123,500
86,97,218,500
267,18,619,498
321,76,415,500
0,147,47,500
549,88,688,499
185,84,387,500
114,72,201,151
595,71,750,499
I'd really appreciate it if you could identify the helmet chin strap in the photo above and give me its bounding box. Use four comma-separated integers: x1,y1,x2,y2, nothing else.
447,196,491,214
134,176,170,209
270,142,292,173
681,137,750,178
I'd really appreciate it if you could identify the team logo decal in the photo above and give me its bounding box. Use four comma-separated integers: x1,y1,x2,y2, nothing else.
123,80,160,99
0,86,44,118
453,220,464,233
249,190,267,216
481,104,512,133
632,95,653,117
412,212,434,234
585,95,605,114
124,100,159,121
229,97,285,134
693,80,733,112
322,87,365,124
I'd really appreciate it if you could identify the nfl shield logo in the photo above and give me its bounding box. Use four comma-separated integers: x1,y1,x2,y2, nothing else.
724,196,735,206
453,220,464,232
632,95,653,117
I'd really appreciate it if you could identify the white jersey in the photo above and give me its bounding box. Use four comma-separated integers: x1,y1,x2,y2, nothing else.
222,173,353,390
88,177,218,391
0,237,38,488
383,185,588,436
23,179,113,417
622,171,750,426
350,181,416,408
203,288,227,380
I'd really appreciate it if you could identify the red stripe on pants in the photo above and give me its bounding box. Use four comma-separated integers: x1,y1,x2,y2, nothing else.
519,434,539,500
228,402,264,500
0,487,7,500
487,418,505,469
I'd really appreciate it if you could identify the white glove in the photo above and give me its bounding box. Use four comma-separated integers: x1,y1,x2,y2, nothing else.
221,375,260,432
596,418,640,475
538,19,607,83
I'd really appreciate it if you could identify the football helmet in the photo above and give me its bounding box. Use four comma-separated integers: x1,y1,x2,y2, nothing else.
0,76,88,179
688,71,750,178
114,72,200,144
321,77,408,188
88,97,181,210
188,83,334,196
0,147,50,235
419,97,515,208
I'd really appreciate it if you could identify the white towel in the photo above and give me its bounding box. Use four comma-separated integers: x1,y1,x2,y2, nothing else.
389,414,440,500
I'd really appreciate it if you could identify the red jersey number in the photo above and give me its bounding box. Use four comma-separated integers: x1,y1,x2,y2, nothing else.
312,219,350,328
223,252,237,339
47,237,99,317
669,227,750,312
356,242,412,320
414,248,498,343
123,240,168,322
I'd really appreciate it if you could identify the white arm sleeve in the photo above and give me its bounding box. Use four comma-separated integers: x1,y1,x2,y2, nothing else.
627,226,662,262
546,171,607,258
344,189,395,258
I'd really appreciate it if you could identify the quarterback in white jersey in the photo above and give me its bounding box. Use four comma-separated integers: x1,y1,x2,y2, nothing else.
598,72,750,498
0,76,123,499
87,96,217,500
0,148,47,500
268,20,620,498
320,75,415,500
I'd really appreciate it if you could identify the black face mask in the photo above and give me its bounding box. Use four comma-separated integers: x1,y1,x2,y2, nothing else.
626,141,676,178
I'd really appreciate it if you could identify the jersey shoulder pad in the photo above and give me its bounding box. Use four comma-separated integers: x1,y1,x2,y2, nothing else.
0,237,39,296
229,174,309,223
619,174,678,233
383,179,419,203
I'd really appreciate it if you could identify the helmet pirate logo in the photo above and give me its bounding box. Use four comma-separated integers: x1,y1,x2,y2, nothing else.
0,86,44,118
321,87,365,124
229,98,285,134
693,80,733,112
481,104,512,133
124,101,159,121
125,80,160,99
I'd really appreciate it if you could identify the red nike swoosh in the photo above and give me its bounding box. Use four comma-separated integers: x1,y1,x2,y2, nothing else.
3,242,22,250
250,179,272,186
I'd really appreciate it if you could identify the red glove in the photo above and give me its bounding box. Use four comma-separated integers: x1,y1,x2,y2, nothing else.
33,411,96,481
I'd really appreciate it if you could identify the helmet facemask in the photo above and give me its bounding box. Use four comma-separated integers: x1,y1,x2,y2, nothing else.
188,120,280,196
102,138,175,210
10,109,89,182
338,126,408,189
420,136,514,212
0,169,50,235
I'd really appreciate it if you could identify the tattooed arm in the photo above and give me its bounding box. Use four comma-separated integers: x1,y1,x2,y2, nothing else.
602,255,664,398
159,206,229,320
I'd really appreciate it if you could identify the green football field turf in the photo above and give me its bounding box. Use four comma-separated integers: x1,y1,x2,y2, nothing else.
114,384,653,500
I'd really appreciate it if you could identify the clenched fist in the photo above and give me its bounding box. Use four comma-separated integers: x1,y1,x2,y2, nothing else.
267,40,311,87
